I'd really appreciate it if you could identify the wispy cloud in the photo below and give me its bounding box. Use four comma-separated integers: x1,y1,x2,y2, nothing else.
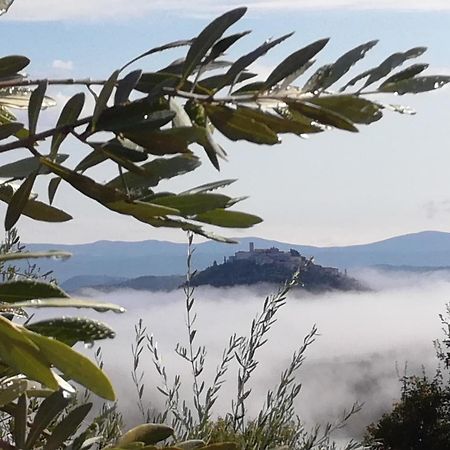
423,199,450,219
51,59,74,71
3,0,450,22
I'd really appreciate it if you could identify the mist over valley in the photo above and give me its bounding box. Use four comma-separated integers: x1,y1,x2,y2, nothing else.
25,230,450,443
63,267,450,441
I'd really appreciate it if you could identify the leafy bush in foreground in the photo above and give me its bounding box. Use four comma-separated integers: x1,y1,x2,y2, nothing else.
364,306,450,450
364,372,450,450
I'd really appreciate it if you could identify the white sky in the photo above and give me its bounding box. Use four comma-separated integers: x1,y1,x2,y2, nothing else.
5,0,450,21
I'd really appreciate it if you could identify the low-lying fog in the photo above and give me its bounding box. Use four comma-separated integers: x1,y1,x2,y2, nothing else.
52,268,450,441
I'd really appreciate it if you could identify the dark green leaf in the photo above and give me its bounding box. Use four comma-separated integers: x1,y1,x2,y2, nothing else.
44,403,93,450
51,93,85,158
100,148,146,176
40,159,122,203
204,105,279,144
308,40,379,92
124,128,195,155
120,39,192,72
0,56,30,79
27,318,115,346
264,38,329,89
150,193,232,216
182,8,247,80
0,122,24,140
236,106,322,134
48,177,61,204
118,424,174,446
135,72,183,94
194,209,262,228
199,71,256,91
14,394,27,449
112,110,175,133
161,58,232,76
96,99,174,132
74,151,107,173
341,46,427,91
92,70,119,130
99,141,147,163
5,171,37,231
28,81,47,135
378,75,450,94
308,95,383,124
287,101,358,132
25,391,70,450
205,30,251,64
0,279,69,303
23,329,116,401
40,159,179,219
216,33,294,91
180,179,237,195
106,154,201,194
0,154,68,178
107,199,180,221
378,63,429,87
114,70,142,105
231,81,265,95
0,184,72,223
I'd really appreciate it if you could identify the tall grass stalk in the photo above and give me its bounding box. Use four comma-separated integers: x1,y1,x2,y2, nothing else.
131,235,362,448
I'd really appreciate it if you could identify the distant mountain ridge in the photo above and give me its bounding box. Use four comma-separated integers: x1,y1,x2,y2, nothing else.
25,230,450,283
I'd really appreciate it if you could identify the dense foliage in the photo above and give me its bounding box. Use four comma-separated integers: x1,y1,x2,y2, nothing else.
364,307,450,450
364,372,450,450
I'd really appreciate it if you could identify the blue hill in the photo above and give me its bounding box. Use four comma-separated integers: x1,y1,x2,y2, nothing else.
25,230,450,282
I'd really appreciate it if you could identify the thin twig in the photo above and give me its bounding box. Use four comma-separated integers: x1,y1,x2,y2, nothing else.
0,78,109,89
0,116,91,154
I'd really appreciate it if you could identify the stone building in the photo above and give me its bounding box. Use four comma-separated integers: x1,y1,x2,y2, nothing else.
228,242,309,270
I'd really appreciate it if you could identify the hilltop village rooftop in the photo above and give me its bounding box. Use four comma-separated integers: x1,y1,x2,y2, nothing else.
223,242,339,275
226,243,302,270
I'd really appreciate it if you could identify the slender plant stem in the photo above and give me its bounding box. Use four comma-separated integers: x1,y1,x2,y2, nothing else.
0,79,109,89
0,116,92,154
184,232,204,424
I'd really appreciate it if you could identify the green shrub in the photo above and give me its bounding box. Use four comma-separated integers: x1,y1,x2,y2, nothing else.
364,372,450,450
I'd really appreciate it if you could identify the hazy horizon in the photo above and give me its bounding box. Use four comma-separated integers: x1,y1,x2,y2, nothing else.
24,228,450,248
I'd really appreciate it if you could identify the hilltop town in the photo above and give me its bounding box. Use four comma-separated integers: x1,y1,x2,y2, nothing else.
192,243,364,291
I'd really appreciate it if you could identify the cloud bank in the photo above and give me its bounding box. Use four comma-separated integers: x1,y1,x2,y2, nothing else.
4,0,450,22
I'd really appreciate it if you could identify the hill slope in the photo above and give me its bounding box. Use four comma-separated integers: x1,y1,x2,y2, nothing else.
24,230,450,282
